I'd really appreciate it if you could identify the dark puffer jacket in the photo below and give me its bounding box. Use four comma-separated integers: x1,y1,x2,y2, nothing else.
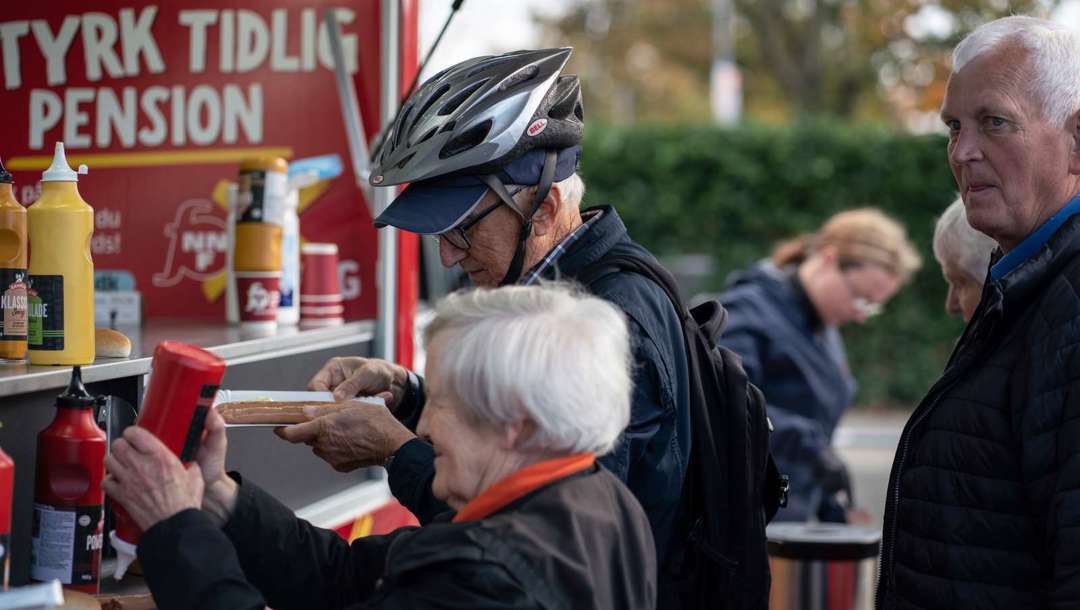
138,466,656,610
718,262,856,522
877,215,1080,609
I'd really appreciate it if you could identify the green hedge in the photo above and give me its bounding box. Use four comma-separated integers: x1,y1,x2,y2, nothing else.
579,121,962,408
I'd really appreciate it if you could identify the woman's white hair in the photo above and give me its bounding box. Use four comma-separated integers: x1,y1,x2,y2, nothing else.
422,282,631,455
952,16,1080,127
933,198,997,281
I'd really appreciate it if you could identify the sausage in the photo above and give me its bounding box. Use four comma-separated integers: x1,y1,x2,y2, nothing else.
215,401,342,424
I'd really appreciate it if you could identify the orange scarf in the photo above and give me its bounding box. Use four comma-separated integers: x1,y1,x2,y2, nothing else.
452,453,596,523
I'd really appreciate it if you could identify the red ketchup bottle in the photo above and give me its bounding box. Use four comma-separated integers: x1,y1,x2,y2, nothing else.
31,366,106,593
110,341,225,579
0,446,13,590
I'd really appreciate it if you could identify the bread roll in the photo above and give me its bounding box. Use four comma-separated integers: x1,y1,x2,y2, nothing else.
58,590,102,609
216,401,345,424
95,327,132,358
98,594,156,610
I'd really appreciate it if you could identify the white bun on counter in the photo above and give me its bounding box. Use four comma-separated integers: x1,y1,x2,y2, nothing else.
95,327,132,359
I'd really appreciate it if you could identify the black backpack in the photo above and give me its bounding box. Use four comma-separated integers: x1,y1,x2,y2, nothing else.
582,253,788,610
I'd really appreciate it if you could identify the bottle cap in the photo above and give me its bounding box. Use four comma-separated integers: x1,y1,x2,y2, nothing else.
0,157,12,184
57,366,96,408
110,530,138,580
41,143,88,182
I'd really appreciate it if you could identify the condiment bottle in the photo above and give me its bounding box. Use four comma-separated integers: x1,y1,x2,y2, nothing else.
28,143,95,365
0,157,27,360
31,366,106,593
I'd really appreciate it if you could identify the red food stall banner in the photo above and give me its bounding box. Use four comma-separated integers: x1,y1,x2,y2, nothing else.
0,1,416,320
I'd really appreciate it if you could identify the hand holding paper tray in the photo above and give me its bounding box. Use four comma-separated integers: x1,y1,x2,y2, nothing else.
213,390,385,427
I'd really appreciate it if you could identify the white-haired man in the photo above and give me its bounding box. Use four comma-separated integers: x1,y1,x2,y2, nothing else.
276,49,696,608
878,16,1080,609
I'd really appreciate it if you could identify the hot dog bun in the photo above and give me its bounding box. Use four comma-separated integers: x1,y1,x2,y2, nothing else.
215,401,344,425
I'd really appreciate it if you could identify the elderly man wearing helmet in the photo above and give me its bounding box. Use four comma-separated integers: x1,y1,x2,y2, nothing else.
278,48,694,604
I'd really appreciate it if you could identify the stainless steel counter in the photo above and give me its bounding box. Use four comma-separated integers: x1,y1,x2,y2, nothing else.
0,319,373,398
0,318,379,586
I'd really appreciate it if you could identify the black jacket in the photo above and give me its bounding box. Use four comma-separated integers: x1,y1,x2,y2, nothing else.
137,466,656,610
390,206,691,568
877,215,1080,609
718,263,855,522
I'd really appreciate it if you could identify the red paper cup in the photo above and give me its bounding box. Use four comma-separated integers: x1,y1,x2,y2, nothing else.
301,243,343,325
236,271,281,325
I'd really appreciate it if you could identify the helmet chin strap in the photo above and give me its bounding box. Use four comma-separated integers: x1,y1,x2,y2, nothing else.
481,150,559,286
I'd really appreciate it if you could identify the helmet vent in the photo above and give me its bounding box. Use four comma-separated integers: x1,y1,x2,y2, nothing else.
439,119,493,159
466,55,517,79
395,106,413,147
418,127,439,144
413,84,451,129
499,65,539,92
396,152,416,170
438,120,457,133
438,80,487,116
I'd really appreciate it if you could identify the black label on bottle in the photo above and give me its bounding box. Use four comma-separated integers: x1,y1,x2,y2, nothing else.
30,503,102,586
237,170,267,222
27,274,63,350
0,531,10,588
0,268,27,341
180,384,219,462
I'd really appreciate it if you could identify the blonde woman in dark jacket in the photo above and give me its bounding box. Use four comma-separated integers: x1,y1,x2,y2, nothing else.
719,208,920,523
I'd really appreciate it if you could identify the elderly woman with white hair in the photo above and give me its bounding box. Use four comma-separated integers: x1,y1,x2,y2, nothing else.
102,284,657,610
931,198,997,321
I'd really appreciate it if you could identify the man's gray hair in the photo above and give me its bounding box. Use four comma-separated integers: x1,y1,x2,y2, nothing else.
514,173,586,210
933,198,997,281
558,173,586,208
952,16,1080,127
422,282,631,455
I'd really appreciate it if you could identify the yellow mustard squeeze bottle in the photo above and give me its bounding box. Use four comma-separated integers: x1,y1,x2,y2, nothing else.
28,143,95,365
0,157,28,360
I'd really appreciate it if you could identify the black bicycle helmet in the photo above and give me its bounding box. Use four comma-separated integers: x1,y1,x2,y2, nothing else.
371,47,583,185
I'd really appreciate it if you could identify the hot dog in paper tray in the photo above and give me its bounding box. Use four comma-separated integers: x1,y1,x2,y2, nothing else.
213,390,385,426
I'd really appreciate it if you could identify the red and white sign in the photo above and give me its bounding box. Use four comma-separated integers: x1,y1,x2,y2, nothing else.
0,1,418,321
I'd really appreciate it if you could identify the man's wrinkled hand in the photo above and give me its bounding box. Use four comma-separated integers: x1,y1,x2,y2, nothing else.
275,402,416,472
103,426,204,531
307,357,409,407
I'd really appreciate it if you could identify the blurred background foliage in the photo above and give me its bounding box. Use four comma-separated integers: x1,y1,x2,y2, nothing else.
579,121,959,408
538,0,1060,128
536,0,1064,408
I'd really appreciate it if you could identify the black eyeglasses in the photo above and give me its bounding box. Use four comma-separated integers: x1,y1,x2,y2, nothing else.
839,271,883,318
437,184,528,251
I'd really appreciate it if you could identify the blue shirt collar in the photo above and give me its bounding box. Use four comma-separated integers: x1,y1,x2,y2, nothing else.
990,193,1080,280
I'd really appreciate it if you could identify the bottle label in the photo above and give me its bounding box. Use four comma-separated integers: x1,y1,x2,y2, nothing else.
30,503,103,586
0,531,9,588
0,269,27,340
27,274,64,350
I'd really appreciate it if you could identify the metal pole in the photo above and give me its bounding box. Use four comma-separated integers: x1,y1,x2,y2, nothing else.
710,0,742,124
375,0,400,363
324,9,373,207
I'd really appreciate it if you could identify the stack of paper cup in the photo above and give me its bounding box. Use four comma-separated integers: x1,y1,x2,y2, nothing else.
300,243,344,327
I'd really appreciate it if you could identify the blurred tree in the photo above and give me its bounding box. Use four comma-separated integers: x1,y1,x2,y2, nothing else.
536,0,1062,125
